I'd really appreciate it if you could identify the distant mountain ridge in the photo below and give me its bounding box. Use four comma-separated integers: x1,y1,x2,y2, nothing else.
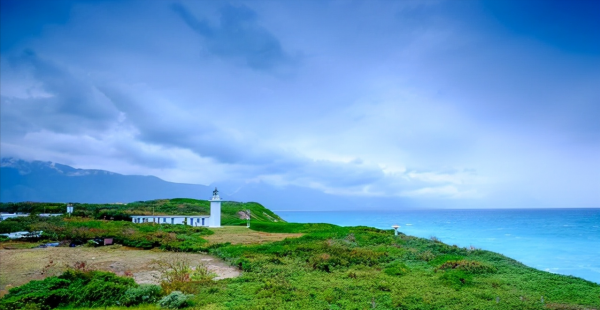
1,158,423,211
1,158,118,177
0,158,212,203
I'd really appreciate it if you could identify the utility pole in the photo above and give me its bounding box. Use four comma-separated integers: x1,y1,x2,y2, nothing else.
246,209,251,228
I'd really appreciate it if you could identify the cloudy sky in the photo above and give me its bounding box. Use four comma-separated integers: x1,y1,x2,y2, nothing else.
1,0,599,208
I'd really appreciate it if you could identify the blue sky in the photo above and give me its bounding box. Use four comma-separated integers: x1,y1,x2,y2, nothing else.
1,0,598,208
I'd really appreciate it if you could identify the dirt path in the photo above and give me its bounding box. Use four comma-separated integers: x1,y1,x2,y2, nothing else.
0,245,239,296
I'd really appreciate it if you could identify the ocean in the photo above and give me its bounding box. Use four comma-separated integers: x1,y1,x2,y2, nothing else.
276,208,600,284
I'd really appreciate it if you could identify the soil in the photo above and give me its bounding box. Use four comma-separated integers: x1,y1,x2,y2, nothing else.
0,226,303,297
0,245,240,296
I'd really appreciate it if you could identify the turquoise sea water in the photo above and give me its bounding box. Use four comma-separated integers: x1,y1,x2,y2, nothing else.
276,209,600,284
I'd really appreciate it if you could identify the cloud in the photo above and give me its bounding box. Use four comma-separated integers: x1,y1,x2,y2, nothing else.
400,185,481,199
171,3,296,71
98,84,289,166
0,0,73,52
1,50,119,137
0,50,179,170
406,170,478,185
1,0,598,208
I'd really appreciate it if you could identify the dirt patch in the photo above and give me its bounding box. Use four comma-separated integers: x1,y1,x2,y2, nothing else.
205,226,303,245
0,245,239,296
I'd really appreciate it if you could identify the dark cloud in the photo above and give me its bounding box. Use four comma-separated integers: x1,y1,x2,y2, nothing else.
482,0,600,55
1,50,119,137
0,0,72,51
97,85,387,190
171,3,295,71
113,142,177,169
98,85,285,165
1,0,598,206
288,159,385,188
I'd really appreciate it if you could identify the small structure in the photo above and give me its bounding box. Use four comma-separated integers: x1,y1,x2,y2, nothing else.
392,224,400,236
0,213,62,221
246,209,251,228
0,231,43,239
0,213,29,221
130,187,223,227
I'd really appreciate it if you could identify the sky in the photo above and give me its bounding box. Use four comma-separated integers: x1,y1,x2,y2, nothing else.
1,0,599,209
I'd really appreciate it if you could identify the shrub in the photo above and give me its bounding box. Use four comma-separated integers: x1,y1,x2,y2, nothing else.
309,253,337,272
435,260,497,274
156,255,214,294
65,270,136,307
121,284,163,306
384,261,410,276
20,304,43,310
0,270,137,310
235,257,254,272
417,250,435,262
428,254,465,266
0,277,71,310
158,291,191,309
439,269,473,289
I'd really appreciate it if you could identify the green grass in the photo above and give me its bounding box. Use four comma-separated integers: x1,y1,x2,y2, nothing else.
1,206,599,310
201,224,599,309
0,199,285,225
58,306,159,310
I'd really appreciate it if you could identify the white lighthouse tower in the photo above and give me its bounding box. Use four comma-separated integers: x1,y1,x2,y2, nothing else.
209,187,222,227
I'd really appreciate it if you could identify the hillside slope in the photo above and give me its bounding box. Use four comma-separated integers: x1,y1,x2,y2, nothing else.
0,199,285,227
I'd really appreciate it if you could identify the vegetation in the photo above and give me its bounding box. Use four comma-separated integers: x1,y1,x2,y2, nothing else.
158,291,192,309
0,199,284,224
1,204,598,309
1,217,214,251
0,269,161,310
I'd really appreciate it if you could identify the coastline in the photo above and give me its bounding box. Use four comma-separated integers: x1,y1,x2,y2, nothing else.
277,208,600,284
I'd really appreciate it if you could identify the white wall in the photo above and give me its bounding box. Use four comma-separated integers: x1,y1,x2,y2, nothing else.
131,216,209,226
210,200,221,227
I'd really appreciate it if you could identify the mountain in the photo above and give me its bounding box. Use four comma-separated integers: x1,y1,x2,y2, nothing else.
1,158,421,211
0,158,212,203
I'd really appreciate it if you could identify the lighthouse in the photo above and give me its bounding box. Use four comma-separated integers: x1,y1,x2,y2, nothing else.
209,187,222,227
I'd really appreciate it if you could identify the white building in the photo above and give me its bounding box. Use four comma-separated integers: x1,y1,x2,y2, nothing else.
0,213,29,221
130,215,210,226
130,188,223,227
0,213,62,221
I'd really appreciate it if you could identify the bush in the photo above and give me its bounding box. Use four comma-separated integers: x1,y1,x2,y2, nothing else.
121,284,163,306
435,259,497,274
417,250,435,262
0,277,71,310
0,270,138,310
158,291,191,309
428,254,465,266
309,253,337,272
439,269,473,289
63,270,136,307
384,261,410,276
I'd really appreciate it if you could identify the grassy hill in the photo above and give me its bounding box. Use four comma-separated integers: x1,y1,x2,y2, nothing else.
0,199,284,226
0,203,598,310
